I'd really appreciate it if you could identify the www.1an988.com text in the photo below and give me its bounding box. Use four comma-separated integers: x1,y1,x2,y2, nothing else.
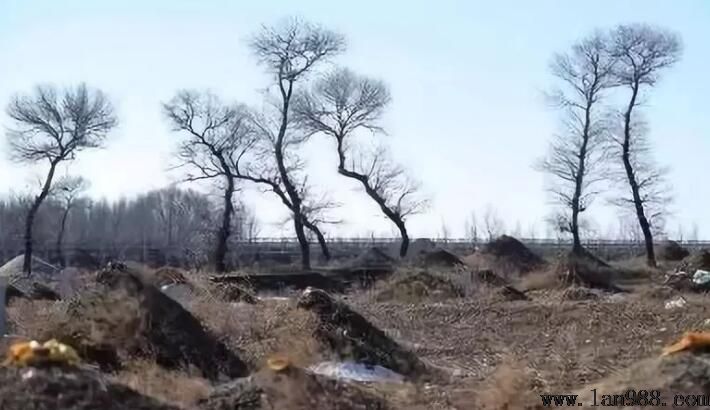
540,389,710,407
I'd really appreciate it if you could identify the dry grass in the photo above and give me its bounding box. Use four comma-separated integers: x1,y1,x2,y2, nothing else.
113,359,211,408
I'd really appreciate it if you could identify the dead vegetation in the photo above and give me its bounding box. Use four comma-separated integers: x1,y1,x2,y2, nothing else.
4,248,710,409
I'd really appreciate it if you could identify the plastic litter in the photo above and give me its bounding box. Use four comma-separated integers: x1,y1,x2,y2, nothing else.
665,296,687,310
307,361,405,383
693,270,710,285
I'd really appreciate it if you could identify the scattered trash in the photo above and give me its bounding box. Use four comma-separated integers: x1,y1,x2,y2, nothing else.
662,331,710,356
308,361,405,383
3,339,80,367
664,296,687,310
693,269,710,285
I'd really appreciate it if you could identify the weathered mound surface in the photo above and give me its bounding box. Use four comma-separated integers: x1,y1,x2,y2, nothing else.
555,251,624,293
297,287,428,379
658,240,690,261
465,235,545,275
213,282,258,304
47,263,248,380
350,247,395,269
419,248,465,268
678,250,710,273
0,366,178,410
152,266,189,287
200,366,388,410
375,271,463,302
572,352,710,409
0,255,63,302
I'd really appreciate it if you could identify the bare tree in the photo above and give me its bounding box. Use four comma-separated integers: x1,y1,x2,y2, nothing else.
483,205,505,241
608,24,682,267
163,90,257,272
465,211,479,247
248,18,345,269
537,32,616,254
294,68,425,257
51,175,89,267
6,84,117,273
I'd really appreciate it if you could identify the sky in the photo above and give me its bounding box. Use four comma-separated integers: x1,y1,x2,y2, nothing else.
0,0,708,239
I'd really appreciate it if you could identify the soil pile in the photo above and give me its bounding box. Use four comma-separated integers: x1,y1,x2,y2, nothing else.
573,351,710,409
554,251,623,293
296,287,428,379
199,365,389,410
678,250,710,273
47,263,248,381
0,366,178,410
0,255,62,302
349,247,395,269
374,271,463,302
419,248,465,268
213,282,258,304
465,235,545,275
658,241,690,261
152,266,189,287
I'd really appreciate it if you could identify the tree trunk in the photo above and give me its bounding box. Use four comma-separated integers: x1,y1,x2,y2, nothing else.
293,215,311,270
275,79,311,270
215,176,235,273
570,100,593,255
395,220,410,258
23,161,59,274
55,207,71,268
304,221,331,261
622,80,656,268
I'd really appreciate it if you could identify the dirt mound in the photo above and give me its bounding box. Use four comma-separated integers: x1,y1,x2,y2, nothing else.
375,271,463,302
0,366,178,410
46,264,248,381
555,251,623,292
350,247,395,268
419,248,465,267
465,235,545,275
199,365,388,410
296,287,429,379
213,282,258,304
6,281,60,304
561,286,600,301
678,250,710,273
658,240,690,261
572,351,710,409
152,266,189,287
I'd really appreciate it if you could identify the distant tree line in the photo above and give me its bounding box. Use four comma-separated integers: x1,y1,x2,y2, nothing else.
0,186,258,268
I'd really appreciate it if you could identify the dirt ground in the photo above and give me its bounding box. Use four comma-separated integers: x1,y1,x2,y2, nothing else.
4,254,710,409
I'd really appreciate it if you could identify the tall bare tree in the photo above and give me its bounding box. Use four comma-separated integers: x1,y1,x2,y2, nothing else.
248,18,345,268
608,24,682,267
163,90,257,272
6,84,117,273
294,68,426,257
537,32,616,254
51,175,89,267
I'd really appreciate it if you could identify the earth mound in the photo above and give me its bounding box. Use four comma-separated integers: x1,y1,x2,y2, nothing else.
658,241,690,261
46,263,248,380
572,351,710,409
0,366,178,410
349,247,395,269
296,287,428,379
465,235,545,275
374,271,463,302
554,251,623,292
199,365,389,410
678,250,710,273
419,248,465,268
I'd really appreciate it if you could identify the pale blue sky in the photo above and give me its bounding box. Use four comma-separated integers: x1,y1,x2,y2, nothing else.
0,0,708,238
